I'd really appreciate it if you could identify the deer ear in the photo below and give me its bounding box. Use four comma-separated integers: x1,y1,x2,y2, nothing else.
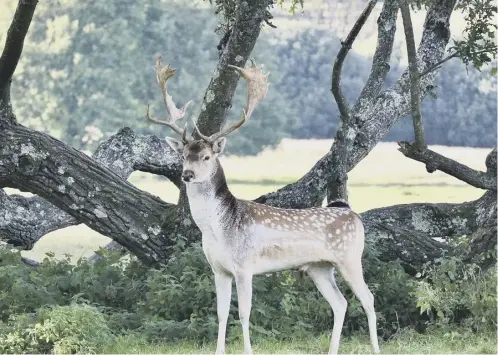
165,137,184,154
212,137,226,154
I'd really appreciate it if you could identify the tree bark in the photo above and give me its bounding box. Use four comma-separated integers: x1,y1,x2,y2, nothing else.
328,0,378,202
193,0,272,138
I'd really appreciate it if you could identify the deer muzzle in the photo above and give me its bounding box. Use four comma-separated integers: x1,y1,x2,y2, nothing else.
182,170,195,183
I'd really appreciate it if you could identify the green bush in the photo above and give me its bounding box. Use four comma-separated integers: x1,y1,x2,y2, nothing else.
0,304,114,354
414,257,497,332
0,243,495,352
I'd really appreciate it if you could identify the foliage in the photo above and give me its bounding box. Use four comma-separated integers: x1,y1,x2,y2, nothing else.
453,0,497,70
0,304,114,354
102,326,498,354
1,240,496,354
414,256,497,332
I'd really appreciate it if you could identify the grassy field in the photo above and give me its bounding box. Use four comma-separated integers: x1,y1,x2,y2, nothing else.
14,139,488,262
104,328,496,354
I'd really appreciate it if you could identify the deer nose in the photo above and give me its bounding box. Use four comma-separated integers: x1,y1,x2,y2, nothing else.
182,170,194,182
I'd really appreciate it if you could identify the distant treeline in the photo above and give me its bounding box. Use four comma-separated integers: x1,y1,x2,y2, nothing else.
1,0,496,155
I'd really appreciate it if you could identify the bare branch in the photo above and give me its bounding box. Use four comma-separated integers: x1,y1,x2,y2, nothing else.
397,1,496,191
328,0,378,202
257,0,457,208
400,0,427,150
331,0,378,120
362,189,496,271
0,0,38,91
0,190,76,250
398,142,497,191
354,0,398,112
419,51,459,76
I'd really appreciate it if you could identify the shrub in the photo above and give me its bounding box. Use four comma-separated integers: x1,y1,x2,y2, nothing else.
0,243,495,350
414,257,497,332
0,304,114,354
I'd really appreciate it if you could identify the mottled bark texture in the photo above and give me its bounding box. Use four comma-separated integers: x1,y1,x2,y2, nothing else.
399,0,427,151
0,0,496,272
328,0,378,202
0,127,180,256
193,0,272,139
362,188,496,272
0,0,38,124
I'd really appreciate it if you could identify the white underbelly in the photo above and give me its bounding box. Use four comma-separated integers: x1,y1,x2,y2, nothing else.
249,226,335,275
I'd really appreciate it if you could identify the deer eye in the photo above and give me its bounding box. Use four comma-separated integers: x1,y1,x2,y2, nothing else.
203,155,210,161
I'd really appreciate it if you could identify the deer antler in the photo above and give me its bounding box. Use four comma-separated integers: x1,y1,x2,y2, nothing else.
193,59,269,143
145,55,193,143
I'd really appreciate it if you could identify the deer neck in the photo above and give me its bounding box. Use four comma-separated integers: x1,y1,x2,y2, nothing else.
185,159,237,234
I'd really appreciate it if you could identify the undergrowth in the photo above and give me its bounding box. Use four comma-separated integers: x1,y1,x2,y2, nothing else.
0,244,495,354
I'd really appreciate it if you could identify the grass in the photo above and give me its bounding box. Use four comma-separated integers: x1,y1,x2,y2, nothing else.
103,327,497,354
11,139,489,262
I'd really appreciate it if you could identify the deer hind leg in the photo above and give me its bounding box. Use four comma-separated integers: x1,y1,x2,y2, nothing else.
307,265,347,355
235,272,253,354
338,260,380,354
214,271,232,354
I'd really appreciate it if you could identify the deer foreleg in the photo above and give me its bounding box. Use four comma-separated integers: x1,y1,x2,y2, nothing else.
214,272,232,354
235,272,253,354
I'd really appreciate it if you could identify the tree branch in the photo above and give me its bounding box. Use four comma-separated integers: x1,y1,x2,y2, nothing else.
0,126,181,260
331,0,377,120
0,0,38,91
328,0,378,202
400,0,427,150
193,0,272,138
362,189,496,272
419,51,459,77
353,0,398,113
397,1,495,191
420,45,498,77
398,143,497,190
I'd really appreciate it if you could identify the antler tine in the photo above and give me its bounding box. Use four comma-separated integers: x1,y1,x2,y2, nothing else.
145,55,193,142
194,60,269,143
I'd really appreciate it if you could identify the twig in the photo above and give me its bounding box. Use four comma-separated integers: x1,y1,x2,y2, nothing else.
400,0,427,151
419,51,460,77
420,46,498,77
0,0,38,90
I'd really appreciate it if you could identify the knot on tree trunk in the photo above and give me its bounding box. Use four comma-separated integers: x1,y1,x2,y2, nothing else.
485,148,497,174
425,162,437,173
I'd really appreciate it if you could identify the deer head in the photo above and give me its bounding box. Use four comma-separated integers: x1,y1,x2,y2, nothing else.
147,56,269,183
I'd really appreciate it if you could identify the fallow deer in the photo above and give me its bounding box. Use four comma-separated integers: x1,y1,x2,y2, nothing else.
146,56,380,355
